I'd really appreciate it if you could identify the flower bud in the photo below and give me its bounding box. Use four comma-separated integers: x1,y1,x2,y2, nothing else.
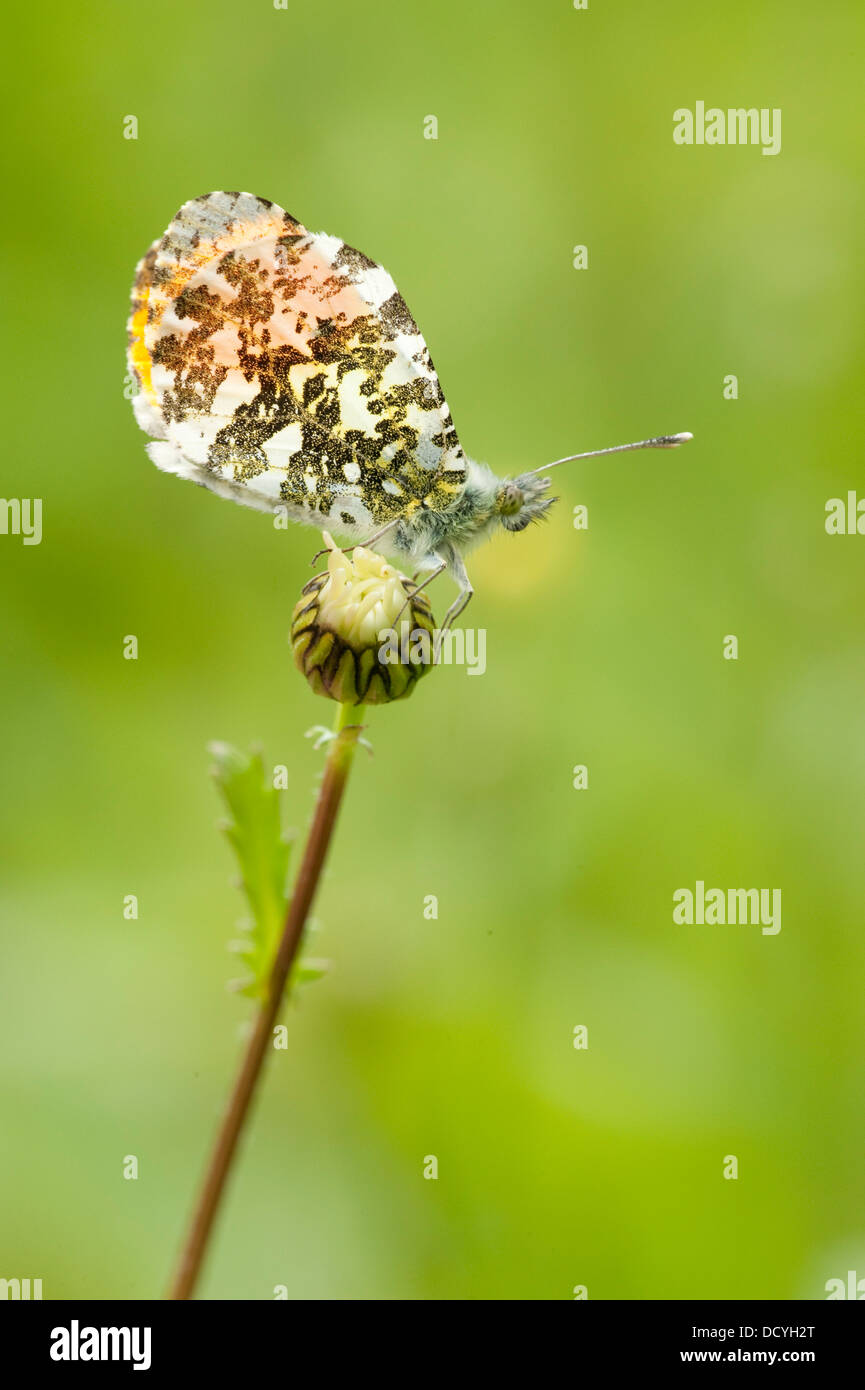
290,533,436,704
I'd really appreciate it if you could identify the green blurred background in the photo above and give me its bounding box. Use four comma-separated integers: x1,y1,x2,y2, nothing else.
2,0,864,1300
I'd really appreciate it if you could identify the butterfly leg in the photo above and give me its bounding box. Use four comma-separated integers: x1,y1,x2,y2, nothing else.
437,545,474,634
309,520,399,567
391,559,447,629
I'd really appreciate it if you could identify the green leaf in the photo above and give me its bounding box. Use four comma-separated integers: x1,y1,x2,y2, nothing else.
209,743,327,999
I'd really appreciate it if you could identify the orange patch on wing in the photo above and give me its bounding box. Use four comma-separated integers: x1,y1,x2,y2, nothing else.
152,210,290,325
129,206,308,411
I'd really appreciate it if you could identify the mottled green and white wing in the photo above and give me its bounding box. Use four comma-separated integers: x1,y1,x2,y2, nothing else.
127,191,467,534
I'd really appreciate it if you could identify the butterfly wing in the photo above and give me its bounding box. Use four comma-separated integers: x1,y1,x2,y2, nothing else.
127,191,467,532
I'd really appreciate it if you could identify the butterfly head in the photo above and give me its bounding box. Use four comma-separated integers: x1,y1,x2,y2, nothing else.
494,473,557,532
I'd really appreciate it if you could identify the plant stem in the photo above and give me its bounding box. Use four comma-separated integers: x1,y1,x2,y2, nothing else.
167,702,366,1300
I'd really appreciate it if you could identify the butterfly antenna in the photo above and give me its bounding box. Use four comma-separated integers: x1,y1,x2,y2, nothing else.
530,431,693,476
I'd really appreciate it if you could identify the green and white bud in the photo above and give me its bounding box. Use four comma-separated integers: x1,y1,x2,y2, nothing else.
290,533,436,705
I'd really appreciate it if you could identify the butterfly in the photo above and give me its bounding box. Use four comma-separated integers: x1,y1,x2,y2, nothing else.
128,190,691,627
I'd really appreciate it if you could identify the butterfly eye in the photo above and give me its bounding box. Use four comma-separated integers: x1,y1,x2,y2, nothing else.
498,482,524,518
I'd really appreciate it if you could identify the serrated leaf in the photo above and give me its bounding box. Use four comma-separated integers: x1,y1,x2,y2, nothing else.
207,743,291,999
209,742,331,999
209,742,289,988
292,958,330,985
